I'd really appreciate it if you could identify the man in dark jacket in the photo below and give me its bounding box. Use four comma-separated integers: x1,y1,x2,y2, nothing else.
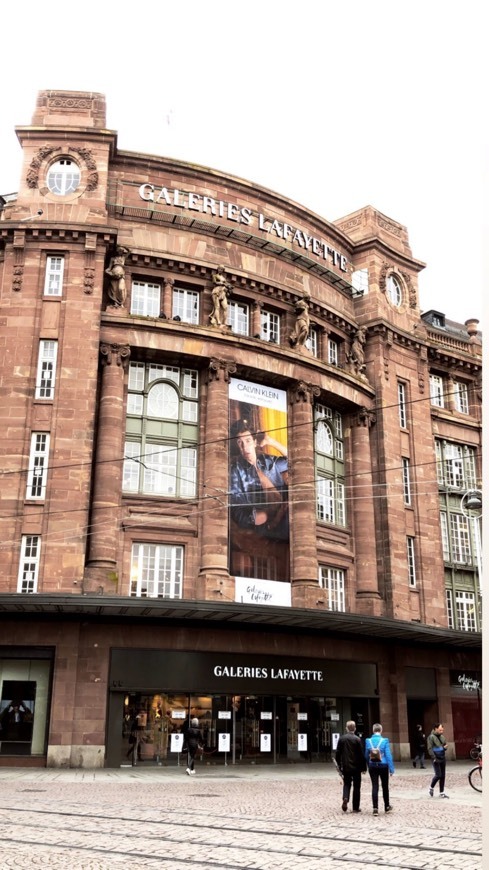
335,720,367,812
185,717,204,776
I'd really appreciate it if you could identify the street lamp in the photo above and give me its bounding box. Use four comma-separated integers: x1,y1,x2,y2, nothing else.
461,489,482,594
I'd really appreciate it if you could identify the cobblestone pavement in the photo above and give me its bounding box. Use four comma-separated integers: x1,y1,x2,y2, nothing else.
0,762,482,868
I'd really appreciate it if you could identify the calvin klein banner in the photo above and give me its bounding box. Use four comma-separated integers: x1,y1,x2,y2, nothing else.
228,377,289,589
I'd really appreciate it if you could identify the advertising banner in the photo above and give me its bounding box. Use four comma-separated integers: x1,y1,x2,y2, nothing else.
229,377,289,586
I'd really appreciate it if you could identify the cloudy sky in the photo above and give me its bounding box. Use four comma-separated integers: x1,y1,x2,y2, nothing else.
1,2,484,324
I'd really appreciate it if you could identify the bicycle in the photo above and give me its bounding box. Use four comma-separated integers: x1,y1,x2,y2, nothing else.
469,736,482,761
468,753,482,793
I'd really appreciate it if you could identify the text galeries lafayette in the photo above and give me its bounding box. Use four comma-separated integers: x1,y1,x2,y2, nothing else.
138,184,349,272
213,665,324,681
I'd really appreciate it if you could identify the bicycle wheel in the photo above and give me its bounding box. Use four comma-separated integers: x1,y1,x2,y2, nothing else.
468,765,482,792
469,747,481,760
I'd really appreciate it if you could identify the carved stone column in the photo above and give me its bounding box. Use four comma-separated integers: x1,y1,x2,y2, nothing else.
351,407,381,613
320,327,330,364
83,343,130,593
161,277,174,319
289,381,320,608
252,300,263,338
196,358,237,600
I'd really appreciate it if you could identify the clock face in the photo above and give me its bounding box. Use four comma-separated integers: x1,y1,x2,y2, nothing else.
387,274,403,307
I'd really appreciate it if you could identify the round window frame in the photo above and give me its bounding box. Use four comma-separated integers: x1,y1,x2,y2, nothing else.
386,273,403,308
46,157,81,197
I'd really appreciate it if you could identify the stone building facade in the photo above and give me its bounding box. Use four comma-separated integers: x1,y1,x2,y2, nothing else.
0,91,481,768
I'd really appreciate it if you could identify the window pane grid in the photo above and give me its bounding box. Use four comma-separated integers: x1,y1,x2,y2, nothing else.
228,301,249,335
407,537,416,587
26,433,50,499
455,590,477,632
35,340,57,399
131,543,183,599
398,382,407,428
44,256,64,296
131,281,161,317
402,458,411,505
172,288,199,324
18,535,41,593
319,567,345,612
260,310,280,342
450,514,471,563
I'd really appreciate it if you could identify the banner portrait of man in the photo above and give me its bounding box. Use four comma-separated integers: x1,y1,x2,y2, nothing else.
229,378,289,583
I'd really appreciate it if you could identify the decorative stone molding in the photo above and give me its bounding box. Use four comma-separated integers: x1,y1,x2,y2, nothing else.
100,343,131,368
69,147,98,191
207,358,237,383
356,407,376,428
401,271,417,309
290,381,320,404
47,95,93,110
12,230,25,292
26,146,61,189
379,261,389,292
417,345,427,393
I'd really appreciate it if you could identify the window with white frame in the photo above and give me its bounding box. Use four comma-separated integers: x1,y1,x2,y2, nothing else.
131,281,161,317
26,433,50,499
43,256,64,296
455,590,477,632
402,457,411,505
172,287,200,324
440,512,450,561
328,338,339,366
398,382,407,428
319,567,346,611
446,589,454,629
46,158,80,196
453,381,469,414
124,362,199,498
430,374,444,407
435,440,477,490
228,300,249,335
315,404,345,526
260,309,280,343
407,536,416,587
449,513,472,564
17,535,41,593
130,543,183,598
387,274,403,306
307,327,318,357
35,340,58,399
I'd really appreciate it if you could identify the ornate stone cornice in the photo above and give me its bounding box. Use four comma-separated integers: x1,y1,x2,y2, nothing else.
100,343,131,368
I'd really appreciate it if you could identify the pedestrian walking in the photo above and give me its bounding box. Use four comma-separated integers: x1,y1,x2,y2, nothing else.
335,720,367,813
412,724,427,768
427,722,449,798
185,717,204,775
365,723,395,815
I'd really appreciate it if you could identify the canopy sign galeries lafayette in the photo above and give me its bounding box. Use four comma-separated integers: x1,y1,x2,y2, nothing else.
110,650,378,696
138,184,349,273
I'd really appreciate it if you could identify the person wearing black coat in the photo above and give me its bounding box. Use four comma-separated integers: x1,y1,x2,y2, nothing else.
185,717,204,775
335,720,367,812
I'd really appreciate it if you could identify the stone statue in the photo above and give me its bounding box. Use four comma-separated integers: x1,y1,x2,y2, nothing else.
105,245,129,307
210,265,231,326
289,297,310,348
347,326,367,377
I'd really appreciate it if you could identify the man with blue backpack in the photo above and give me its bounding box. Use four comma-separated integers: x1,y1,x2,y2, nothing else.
365,723,395,815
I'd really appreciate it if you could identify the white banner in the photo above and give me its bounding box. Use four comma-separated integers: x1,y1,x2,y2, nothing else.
235,576,291,607
260,733,272,752
298,733,308,751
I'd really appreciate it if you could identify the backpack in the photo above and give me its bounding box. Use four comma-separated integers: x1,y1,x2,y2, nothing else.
369,738,384,762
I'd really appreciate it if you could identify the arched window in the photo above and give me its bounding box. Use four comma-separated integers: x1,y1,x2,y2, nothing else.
46,158,80,195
